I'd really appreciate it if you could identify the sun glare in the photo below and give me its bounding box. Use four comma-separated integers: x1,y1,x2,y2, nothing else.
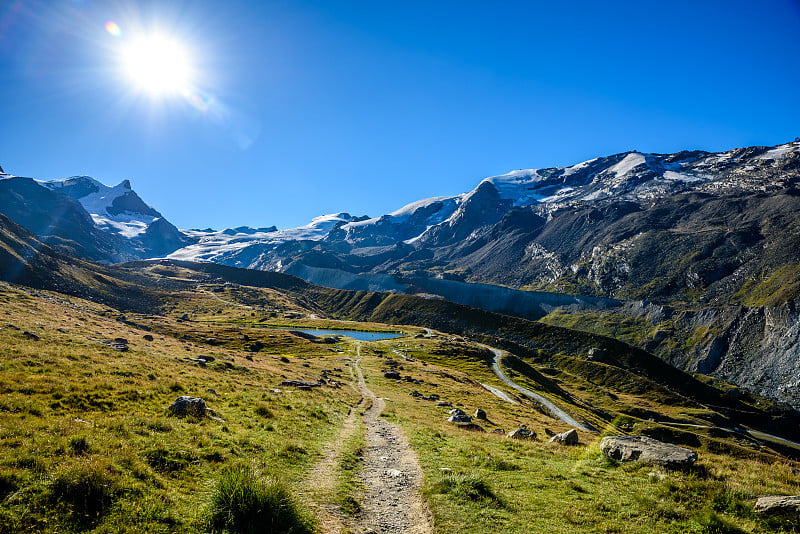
120,34,194,96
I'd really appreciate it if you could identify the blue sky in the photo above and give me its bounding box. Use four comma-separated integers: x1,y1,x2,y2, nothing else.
2,0,799,230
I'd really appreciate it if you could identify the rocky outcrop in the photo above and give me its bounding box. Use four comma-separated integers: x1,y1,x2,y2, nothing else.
507,425,536,440
754,495,800,515
549,428,579,445
168,396,208,418
600,435,697,469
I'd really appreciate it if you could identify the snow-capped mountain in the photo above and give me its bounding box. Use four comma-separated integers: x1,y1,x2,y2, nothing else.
39,175,194,258
163,140,800,281
169,213,368,268
42,176,161,238
3,140,800,409
0,173,193,261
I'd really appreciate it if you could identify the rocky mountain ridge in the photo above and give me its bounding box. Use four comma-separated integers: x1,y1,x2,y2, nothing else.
2,139,800,408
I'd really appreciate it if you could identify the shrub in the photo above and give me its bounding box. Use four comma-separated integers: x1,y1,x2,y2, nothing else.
207,463,314,534
144,447,197,474
254,404,274,418
49,461,119,521
0,472,20,500
472,453,520,471
428,472,504,507
68,436,91,455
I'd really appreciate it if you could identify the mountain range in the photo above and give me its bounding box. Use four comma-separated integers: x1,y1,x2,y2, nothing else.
2,139,800,407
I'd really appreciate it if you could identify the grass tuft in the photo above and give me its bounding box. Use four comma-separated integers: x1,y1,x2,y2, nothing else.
48,460,119,523
207,462,314,534
429,472,505,507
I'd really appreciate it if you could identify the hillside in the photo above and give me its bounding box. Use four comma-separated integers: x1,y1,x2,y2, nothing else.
2,249,800,532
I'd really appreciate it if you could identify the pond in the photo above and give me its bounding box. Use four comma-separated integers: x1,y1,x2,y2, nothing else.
282,328,404,341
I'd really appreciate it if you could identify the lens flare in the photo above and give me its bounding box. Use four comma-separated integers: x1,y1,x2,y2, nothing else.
105,21,121,37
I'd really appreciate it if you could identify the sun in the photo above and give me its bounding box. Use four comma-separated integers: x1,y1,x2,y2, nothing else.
120,34,194,96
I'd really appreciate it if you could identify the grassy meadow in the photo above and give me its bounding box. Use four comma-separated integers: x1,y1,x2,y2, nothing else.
1,271,799,534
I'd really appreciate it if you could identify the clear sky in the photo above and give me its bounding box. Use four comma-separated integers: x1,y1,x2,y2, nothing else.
2,0,799,230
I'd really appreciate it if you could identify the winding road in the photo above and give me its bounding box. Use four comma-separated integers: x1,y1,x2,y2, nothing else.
483,345,595,432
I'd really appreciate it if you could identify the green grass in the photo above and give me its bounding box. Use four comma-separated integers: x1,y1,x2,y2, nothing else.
207,462,314,534
3,269,800,534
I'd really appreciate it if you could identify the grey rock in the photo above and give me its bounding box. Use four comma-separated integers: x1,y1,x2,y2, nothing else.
587,348,605,362
448,409,471,423
474,408,487,420
168,396,207,418
754,495,800,514
143,334,154,341
383,370,401,379
436,401,453,407
600,435,698,469
507,425,536,440
549,428,579,445
281,380,320,388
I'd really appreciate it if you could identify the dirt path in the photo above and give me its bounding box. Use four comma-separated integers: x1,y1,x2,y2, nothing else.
304,344,433,533
302,404,360,534
352,346,433,534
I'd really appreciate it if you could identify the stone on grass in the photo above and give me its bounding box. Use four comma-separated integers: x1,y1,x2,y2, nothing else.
549,428,579,445
168,396,208,418
383,370,401,379
143,334,154,341
22,331,40,341
754,495,800,515
448,409,472,424
600,435,697,469
508,425,536,440
586,347,605,362
281,380,321,389
474,408,487,420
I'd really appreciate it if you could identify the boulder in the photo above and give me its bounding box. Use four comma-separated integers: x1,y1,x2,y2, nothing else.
508,425,536,440
436,401,452,407
474,408,487,420
383,370,401,379
587,347,605,361
754,495,800,515
600,435,697,469
143,334,154,341
281,380,320,388
168,396,208,418
549,428,579,445
447,408,471,423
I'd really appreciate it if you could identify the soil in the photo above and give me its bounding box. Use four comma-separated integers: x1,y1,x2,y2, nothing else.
352,354,433,534
305,343,433,533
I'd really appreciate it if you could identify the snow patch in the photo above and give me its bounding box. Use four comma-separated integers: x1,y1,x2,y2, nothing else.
608,153,646,178
756,143,800,160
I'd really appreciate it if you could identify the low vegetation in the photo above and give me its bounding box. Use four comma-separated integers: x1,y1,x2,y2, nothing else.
1,259,800,533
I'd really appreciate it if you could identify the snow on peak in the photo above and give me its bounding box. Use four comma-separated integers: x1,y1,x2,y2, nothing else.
607,152,647,178
41,176,162,238
755,142,800,161
562,158,599,177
